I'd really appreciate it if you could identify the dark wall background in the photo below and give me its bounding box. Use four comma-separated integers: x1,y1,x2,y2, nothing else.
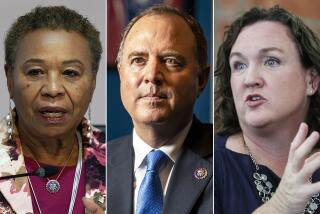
107,0,212,141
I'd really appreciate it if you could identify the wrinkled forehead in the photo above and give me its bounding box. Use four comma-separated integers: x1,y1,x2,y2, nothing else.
124,14,197,51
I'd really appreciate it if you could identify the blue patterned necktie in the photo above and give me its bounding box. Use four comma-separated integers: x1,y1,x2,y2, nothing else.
136,150,169,214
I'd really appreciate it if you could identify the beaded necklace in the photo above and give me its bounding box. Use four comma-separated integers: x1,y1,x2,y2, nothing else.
244,143,320,214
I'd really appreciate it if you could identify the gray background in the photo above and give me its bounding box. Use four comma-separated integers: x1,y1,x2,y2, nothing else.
0,0,105,125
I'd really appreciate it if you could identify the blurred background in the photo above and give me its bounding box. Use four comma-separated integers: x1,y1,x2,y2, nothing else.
107,0,213,140
215,0,320,58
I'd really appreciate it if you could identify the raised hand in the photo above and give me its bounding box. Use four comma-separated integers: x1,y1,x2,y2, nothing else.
254,123,320,214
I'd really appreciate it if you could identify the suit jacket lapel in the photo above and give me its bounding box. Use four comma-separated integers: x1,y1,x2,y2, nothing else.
163,118,213,213
107,135,134,214
164,148,212,213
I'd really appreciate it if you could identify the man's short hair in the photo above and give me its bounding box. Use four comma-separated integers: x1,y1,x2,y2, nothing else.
5,5,102,72
117,4,208,74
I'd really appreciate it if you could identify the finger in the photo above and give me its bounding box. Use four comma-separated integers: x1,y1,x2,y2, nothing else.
290,123,309,153
305,150,320,164
83,197,104,214
291,131,319,171
302,182,320,199
301,152,320,179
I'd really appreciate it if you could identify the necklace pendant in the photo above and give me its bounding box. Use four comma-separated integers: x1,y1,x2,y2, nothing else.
46,180,60,193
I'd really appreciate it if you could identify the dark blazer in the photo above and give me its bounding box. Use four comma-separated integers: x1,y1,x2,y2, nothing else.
107,117,213,214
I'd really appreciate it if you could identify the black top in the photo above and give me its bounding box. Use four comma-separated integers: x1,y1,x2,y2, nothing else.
214,135,320,214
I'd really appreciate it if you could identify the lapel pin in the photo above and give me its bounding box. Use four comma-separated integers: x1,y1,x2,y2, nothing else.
194,167,208,180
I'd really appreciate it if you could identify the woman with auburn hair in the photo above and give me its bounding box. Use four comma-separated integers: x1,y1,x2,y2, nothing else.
215,6,320,214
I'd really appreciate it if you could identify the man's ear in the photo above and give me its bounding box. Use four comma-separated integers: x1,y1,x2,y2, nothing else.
197,65,210,96
117,63,123,80
306,68,320,96
5,64,14,99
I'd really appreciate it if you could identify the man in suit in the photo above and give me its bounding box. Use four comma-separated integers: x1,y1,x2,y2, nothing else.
108,4,212,214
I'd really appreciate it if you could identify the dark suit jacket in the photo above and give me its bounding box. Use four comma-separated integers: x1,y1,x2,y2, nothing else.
107,117,213,214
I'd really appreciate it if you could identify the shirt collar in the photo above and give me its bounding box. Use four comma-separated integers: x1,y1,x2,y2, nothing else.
133,119,193,171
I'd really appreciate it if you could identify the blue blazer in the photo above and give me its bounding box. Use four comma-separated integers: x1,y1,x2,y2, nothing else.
107,117,213,213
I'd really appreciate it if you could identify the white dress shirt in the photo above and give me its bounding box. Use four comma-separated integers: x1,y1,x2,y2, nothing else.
132,119,193,213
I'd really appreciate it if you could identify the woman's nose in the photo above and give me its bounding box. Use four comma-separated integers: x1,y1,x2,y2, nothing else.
244,66,264,88
41,73,65,98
